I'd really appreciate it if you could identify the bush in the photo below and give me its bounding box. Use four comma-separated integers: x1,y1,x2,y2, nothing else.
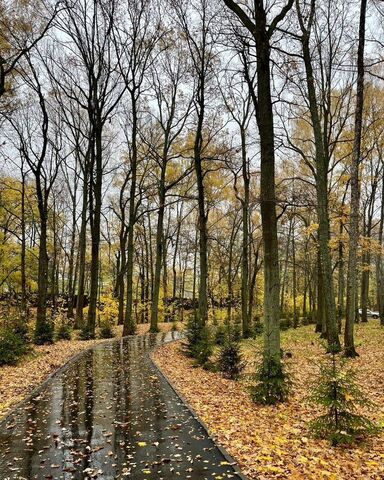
99,320,114,339
0,329,28,366
302,313,316,326
217,339,245,380
79,325,95,340
34,321,54,345
98,295,118,324
56,323,72,341
13,321,29,342
185,315,201,357
230,322,242,342
184,316,213,367
309,352,379,446
252,319,263,337
279,318,292,331
214,324,227,346
250,357,291,405
195,326,213,366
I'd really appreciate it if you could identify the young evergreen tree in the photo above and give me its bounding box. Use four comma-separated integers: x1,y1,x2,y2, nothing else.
309,351,378,446
217,338,245,380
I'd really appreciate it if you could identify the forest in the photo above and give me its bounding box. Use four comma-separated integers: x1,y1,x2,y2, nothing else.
0,0,384,479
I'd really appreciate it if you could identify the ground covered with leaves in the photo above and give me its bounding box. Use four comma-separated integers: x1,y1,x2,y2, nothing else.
0,338,105,419
0,321,177,420
153,322,384,479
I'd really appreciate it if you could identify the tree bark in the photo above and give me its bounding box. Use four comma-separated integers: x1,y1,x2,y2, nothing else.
297,3,340,351
124,92,138,336
34,181,50,344
223,0,294,370
86,120,103,338
67,163,78,319
75,162,89,329
376,175,384,325
20,170,27,317
345,0,367,356
240,127,251,337
150,165,166,332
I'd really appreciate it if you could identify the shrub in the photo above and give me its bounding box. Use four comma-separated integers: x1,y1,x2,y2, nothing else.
0,329,28,366
230,322,242,342
252,319,263,337
250,357,291,405
171,320,178,332
79,325,95,340
56,323,72,341
13,321,29,342
34,321,54,345
279,318,292,331
99,320,114,339
309,352,379,446
185,315,201,355
217,339,245,380
195,325,213,366
214,324,227,346
184,316,213,367
302,313,316,326
98,295,118,325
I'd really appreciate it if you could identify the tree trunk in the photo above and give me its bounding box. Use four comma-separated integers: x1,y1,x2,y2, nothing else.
86,121,103,339
20,171,27,317
345,0,367,356
280,217,293,314
249,242,260,323
67,169,78,319
117,234,126,326
150,166,166,332
241,127,251,337
360,251,369,323
376,175,384,325
195,132,208,326
227,227,234,324
292,220,298,328
34,185,50,344
299,20,340,351
75,162,89,329
256,31,281,365
124,93,138,336
337,218,345,330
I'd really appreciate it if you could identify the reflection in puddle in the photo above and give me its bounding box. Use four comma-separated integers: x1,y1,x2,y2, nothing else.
0,331,242,479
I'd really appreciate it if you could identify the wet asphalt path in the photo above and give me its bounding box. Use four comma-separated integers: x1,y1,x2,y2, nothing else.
0,332,244,479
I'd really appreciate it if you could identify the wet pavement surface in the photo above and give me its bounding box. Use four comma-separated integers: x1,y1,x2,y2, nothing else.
0,332,244,479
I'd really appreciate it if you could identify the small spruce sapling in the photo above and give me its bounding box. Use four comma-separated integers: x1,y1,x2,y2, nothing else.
34,320,54,345
99,320,114,339
252,318,263,337
0,329,29,365
184,315,213,367
309,350,379,446
214,323,227,346
250,356,291,405
217,338,245,380
56,323,72,341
